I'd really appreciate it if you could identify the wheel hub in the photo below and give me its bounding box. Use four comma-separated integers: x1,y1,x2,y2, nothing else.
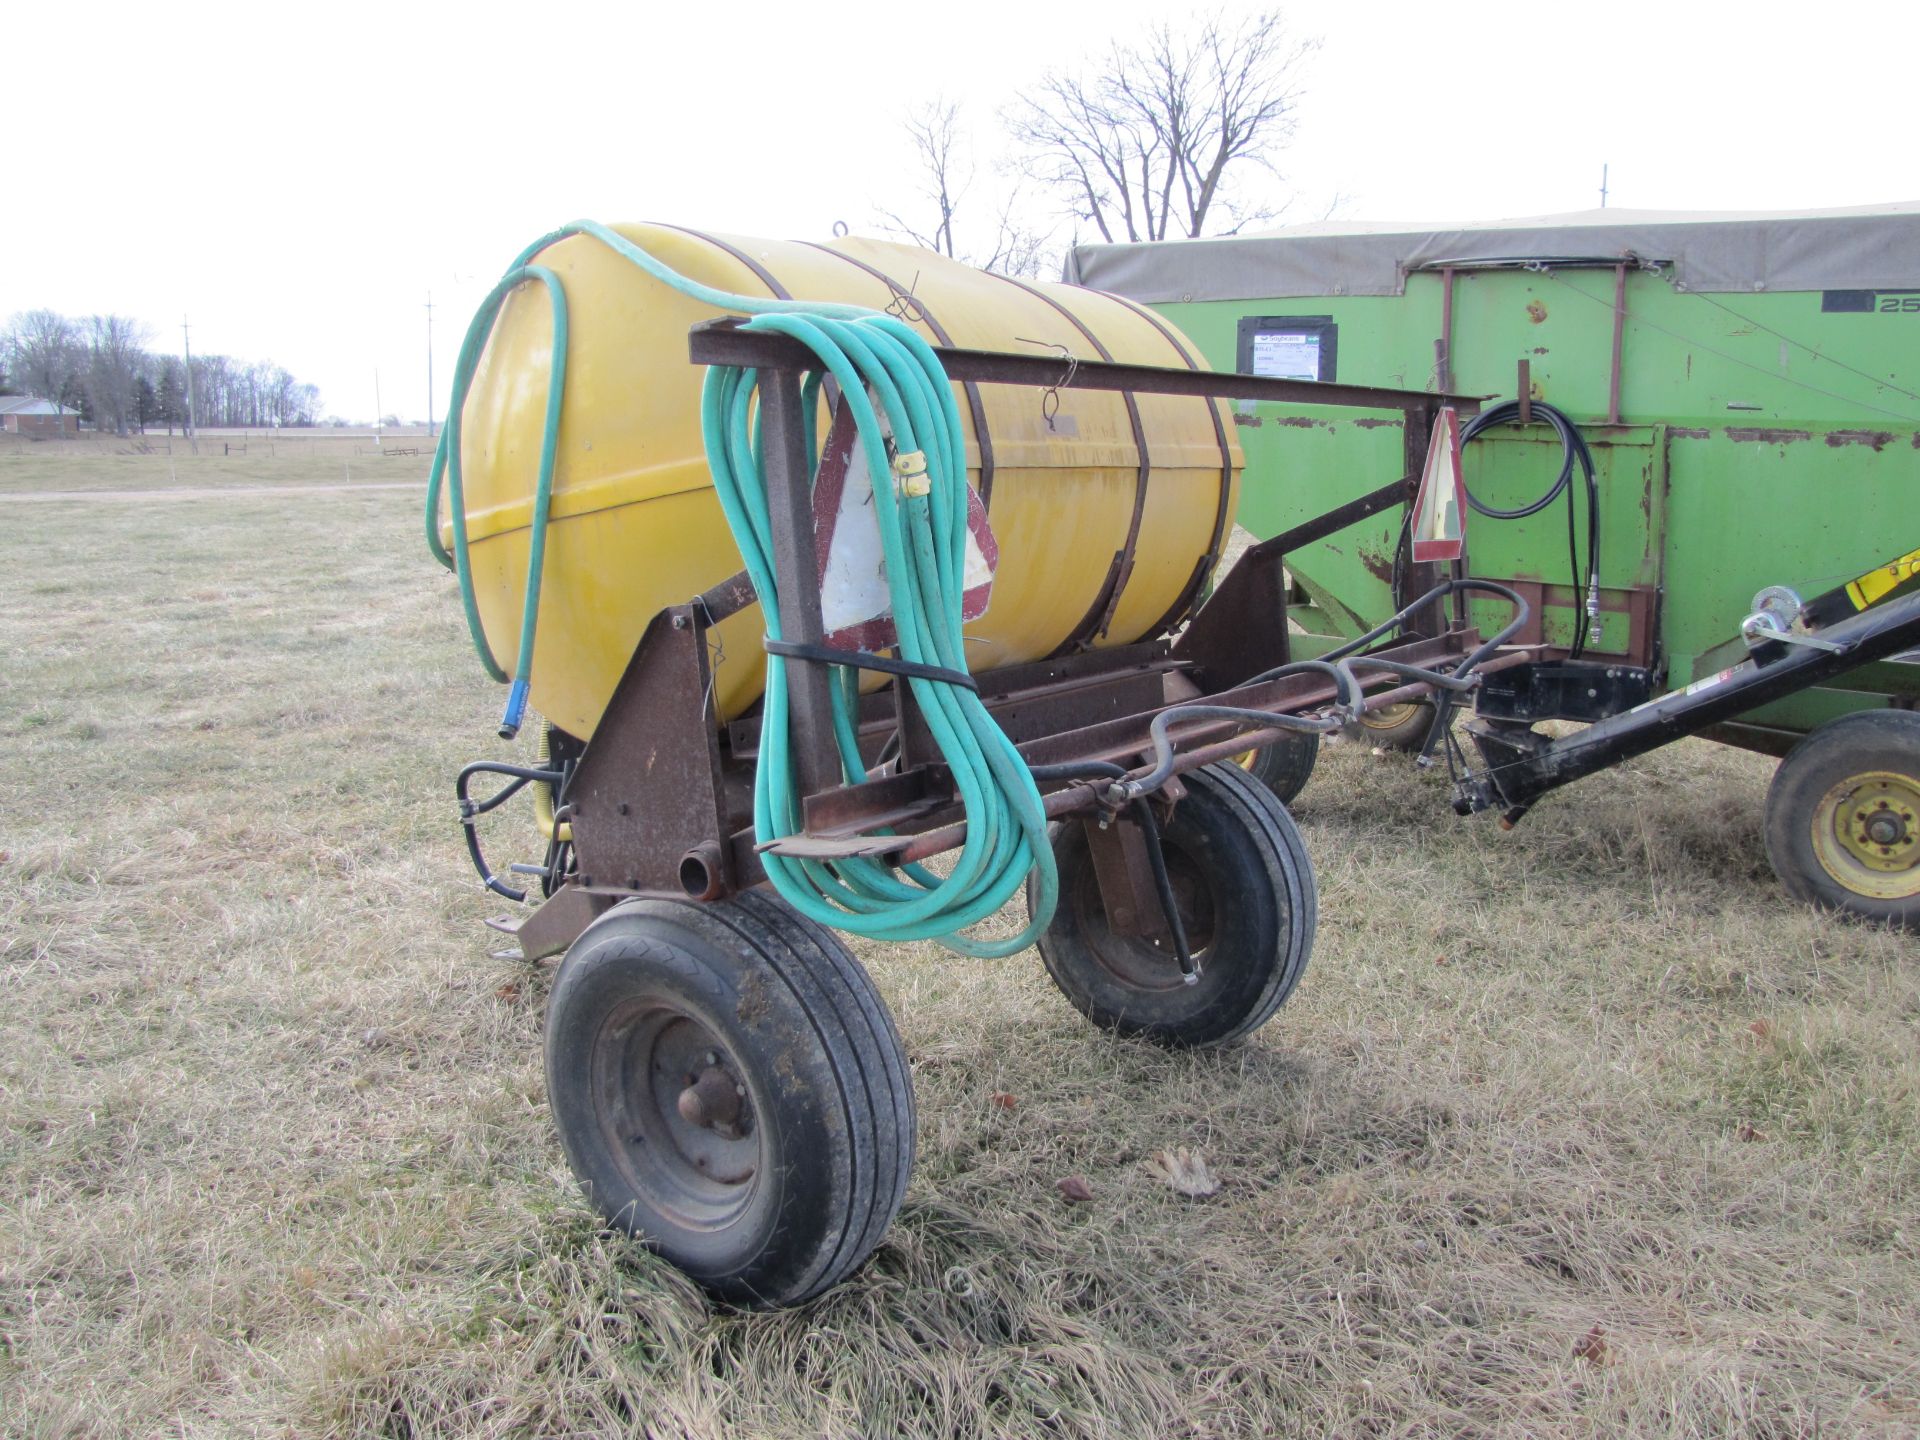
1073,847,1217,991
1864,811,1905,847
676,1061,750,1140
1813,769,1920,898
594,1005,762,1225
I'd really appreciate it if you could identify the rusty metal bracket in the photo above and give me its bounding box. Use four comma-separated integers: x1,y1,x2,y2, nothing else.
1082,814,1174,942
516,886,616,962
1174,474,1411,690
566,603,731,898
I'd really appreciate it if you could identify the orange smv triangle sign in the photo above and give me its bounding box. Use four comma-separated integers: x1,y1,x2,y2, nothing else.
1410,407,1466,564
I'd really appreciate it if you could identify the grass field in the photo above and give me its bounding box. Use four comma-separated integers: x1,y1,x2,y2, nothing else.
1,453,1916,1438
0,434,432,495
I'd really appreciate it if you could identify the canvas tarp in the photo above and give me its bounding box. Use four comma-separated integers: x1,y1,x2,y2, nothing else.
1064,203,1920,301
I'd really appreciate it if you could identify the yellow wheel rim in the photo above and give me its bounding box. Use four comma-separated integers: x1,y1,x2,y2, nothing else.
1358,701,1423,732
1234,748,1258,770
1810,768,1920,901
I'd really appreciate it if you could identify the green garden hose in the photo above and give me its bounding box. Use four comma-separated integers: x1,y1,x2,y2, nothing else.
426,223,1056,955
424,220,872,737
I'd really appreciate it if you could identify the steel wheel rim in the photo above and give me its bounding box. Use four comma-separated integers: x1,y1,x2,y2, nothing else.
1359,700,1423,732
591,1000,762,1231
1810,768,1920,901
1070,845,1219,991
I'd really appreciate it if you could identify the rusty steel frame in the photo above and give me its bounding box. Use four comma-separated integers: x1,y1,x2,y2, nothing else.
516,325,1506,959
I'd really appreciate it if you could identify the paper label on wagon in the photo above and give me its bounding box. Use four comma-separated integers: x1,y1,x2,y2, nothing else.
812,399,997,652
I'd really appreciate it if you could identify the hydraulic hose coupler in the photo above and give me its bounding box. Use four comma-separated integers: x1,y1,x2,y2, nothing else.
1585,574,1604,649
498,677,531,742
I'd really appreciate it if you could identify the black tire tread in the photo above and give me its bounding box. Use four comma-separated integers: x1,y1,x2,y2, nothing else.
549,894,913,1306
1196,761,1319,1043
1033,760,1317,1049
1243,732,1319,805
1764,708,1920,931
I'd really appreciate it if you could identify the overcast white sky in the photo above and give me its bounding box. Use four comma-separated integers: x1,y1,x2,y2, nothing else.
5,0,1914,420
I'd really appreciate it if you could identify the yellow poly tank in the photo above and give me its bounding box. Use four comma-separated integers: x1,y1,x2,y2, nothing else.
444,225,1241,739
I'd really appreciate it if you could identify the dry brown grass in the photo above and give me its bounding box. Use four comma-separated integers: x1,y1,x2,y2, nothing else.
1,461,1916,1438
0,435,431,495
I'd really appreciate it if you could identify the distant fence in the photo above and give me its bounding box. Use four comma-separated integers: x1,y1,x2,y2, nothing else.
0,428,440,460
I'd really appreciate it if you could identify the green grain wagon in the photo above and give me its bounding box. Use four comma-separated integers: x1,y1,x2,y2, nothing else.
1070,205,1920,924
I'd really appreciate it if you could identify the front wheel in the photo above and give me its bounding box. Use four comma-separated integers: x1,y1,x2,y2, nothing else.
545,892,915,1306
1765,709,1920,930
1028,762,1317,1049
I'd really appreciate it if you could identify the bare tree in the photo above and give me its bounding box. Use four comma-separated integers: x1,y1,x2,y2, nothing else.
1006,10,1315,243
84,315,149,437
877,98,1053,278
5,307,324,429
4,309,80,403
880,100,966,260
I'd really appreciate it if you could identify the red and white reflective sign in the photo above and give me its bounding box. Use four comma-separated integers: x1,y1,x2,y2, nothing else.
1410,406,1466,564
812,400,998,651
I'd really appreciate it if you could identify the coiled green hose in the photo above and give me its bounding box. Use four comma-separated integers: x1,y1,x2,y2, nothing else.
704,312,1056,956
426,224,1056,954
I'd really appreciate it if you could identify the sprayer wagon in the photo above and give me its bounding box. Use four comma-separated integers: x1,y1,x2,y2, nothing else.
431,219,1920,1307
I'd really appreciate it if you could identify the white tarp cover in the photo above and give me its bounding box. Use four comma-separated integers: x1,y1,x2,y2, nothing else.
1063,203,1920,301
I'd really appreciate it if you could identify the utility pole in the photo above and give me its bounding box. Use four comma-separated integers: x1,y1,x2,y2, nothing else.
1599,163,1609,209
182,316,198,453
374,368,383,446
425,291,436,436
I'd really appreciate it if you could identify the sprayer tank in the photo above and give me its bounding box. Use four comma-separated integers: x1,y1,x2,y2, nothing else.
446,225,1241,737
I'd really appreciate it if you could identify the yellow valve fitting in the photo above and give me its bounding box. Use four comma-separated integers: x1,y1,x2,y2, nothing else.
893,449,931,498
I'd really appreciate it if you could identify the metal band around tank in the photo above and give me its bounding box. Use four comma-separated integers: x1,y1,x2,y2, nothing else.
988,273,1154,656
799,242,1000,511
656,223,795,300
1103,290,1237,639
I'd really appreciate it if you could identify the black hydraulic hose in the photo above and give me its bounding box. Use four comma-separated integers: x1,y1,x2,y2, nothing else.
1313,577,1531,677
1457,400,1600,657
1458,401,1588,518
1107,588,1533,806
1122,702,1348,803
1343,655,1477,692
457,761,565,902
1222,657,1366,710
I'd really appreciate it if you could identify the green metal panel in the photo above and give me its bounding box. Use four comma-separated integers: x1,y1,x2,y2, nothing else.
1157,261,1920,742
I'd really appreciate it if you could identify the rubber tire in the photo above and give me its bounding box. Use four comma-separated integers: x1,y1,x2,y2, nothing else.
1764,709,1920,931
1029,761,1317,1049
545,892,914,1306
1241,732,1320,805
1343,698,1437,752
